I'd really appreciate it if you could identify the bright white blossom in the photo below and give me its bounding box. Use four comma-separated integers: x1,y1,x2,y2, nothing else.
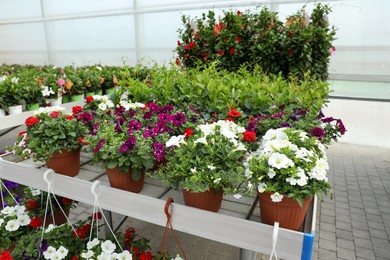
207,165,216,170
81,250,94,259
98,103,108,111
171,254,185,260
190,168,197,173
87,238,100,249
41,86,55,97
101,240,116,254
268,153,294,169
5,219,20,231
17,214,31,226
194,136,208,145
267,168,276,179
213,178,221,184
43,246,56,259
270,192,283,202
57,246,69,259
166,135,186,148
115,250,132,260
257,183,267,193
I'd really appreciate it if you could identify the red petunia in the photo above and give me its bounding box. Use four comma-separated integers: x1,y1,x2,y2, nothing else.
29,217,43,228
25,200,39,211
72,106,83,115
229,47,235,55
225,118,234,122
25,116,39,127
86,96,94,104
50,111,61,118
71,257,80,260
77,137,89,145
228,107,240,118
139,251,153,260
92,212,102,220
175,57,180,65
242,131,256,143
177,40,181,46
66,115,74,120
18,131,27,136
0,250,13,260
237,10,241,15
236,36,241,42
62,197,72,205
217,50,224,56
287,31,293,37
184,128,193,139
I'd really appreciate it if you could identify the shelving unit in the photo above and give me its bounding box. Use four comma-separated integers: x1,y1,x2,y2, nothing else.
0,105,317,260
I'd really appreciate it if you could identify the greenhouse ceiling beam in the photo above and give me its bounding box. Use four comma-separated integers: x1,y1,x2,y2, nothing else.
0,0,343,25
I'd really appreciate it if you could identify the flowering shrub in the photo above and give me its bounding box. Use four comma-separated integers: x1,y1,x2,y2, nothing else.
7,106,88,162
153,119,253,195
176,4,336,80
84,100,202,172
244,128,332,206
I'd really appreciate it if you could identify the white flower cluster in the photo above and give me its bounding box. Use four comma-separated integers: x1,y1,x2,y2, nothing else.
81,238,132,260
0,205,31,232
34,105,66,115
43,246,69,260
92,95,115,111
246,128,329,202
41,86,56,97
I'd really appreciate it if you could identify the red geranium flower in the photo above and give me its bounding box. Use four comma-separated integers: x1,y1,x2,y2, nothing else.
66,115,74,120
225,118,234,122
25,116,39,127
242,131,256,143
50,111,61,118
184,128,193,139
229,47,235,55
217,50,224,56
25,200,39,210
72,106,83,115
18,131,27,136
86,96,94,103
236,36,241,42
139,252,153,260
228,107,240,117
29,217,43,228
175,58,180,65
77,137,89,145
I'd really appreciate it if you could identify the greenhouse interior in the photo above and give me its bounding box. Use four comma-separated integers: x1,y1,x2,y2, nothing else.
0,0,389,259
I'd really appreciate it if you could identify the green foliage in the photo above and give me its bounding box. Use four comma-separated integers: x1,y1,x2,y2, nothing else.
175,4,336,80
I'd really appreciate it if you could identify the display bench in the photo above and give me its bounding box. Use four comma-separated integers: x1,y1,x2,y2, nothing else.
0,104,317,260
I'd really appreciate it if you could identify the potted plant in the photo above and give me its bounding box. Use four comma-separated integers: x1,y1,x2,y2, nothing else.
19,74,45,111
243,127,332,230
153,119,254,212
7,106,88,176
3,76,23,115
63,66,84,101
84,97,201,193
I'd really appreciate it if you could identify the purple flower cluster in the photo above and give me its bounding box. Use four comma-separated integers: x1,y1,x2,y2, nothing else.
153,142,165,162
93,139,106,154
119,137,136,152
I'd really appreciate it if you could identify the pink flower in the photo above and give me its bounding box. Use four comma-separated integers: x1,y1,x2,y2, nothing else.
329,46,336,55
58,78,65,86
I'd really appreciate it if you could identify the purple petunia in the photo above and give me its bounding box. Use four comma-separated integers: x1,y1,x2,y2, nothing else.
93,139,106,154
77,111,95,124
143,111,153,119
317,110,325,119
114,106,126,116
158,113,172,122
119,137,136,152
247,120,257,132
40,240,48,253
128,119,142,134
153,142,165,162
271,111,286,119
310,127,326,140
148,102,161,112
289,115,298,121
321,117,335,123
172,112,186,126
127,109,136,118
155,122,171,133
143,128,157,138
337,119,346,135
280,122,292,128
161,104,174,113
296,109,309,116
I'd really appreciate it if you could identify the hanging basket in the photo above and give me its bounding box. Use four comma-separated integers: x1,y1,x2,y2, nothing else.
182,188,223,212
46,149,81,177
105,167,145,193
258,192,312,231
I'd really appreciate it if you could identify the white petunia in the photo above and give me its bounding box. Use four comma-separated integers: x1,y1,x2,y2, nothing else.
98,103,108,111
171,255,184,260
106,100,115,108
194,136,208,145
263,128,288,141
0,75,7,82
81,250,94,259
5,219,20,231
49,251,64,260
207,165,216,170
198,124,215,136
101,240,116,254
45,224,55,233
41,86,55,97
267,168,276,179
97,252,111,260
220,128,237,140
233,143,247,152
30,187,41,196
1,206,14,215
43,246,56,259
116,250,132,260
268,153,294,169
11,77,19,84
166,135,186,148
87,238,100,249
17,214,31,226
270,192,283,202
0,218,4,227
244,168,252,178
190,168,197,173
315,158,329,171
233,194,242,199
213,178,221,184
57,246,69,259
257,183,267,193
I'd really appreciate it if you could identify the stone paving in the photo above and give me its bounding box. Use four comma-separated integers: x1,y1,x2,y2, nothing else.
1,127,390,259
67,142,390,260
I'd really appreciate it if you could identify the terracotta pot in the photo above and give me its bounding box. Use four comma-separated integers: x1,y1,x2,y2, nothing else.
106,167,145,193
258,192,312,231
182,188,223,212
43,206,71,227
46,149,81,177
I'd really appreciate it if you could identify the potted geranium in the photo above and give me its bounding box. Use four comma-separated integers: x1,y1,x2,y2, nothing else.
153,119,254,212
7,106,88,176
243,127,332,230
84,99,201,193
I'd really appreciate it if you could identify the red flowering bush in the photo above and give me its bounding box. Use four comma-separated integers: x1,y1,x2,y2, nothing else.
7,106,88,162
175,4,335,80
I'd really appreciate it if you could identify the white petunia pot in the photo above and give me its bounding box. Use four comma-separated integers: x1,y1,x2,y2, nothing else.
8,105,23,115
